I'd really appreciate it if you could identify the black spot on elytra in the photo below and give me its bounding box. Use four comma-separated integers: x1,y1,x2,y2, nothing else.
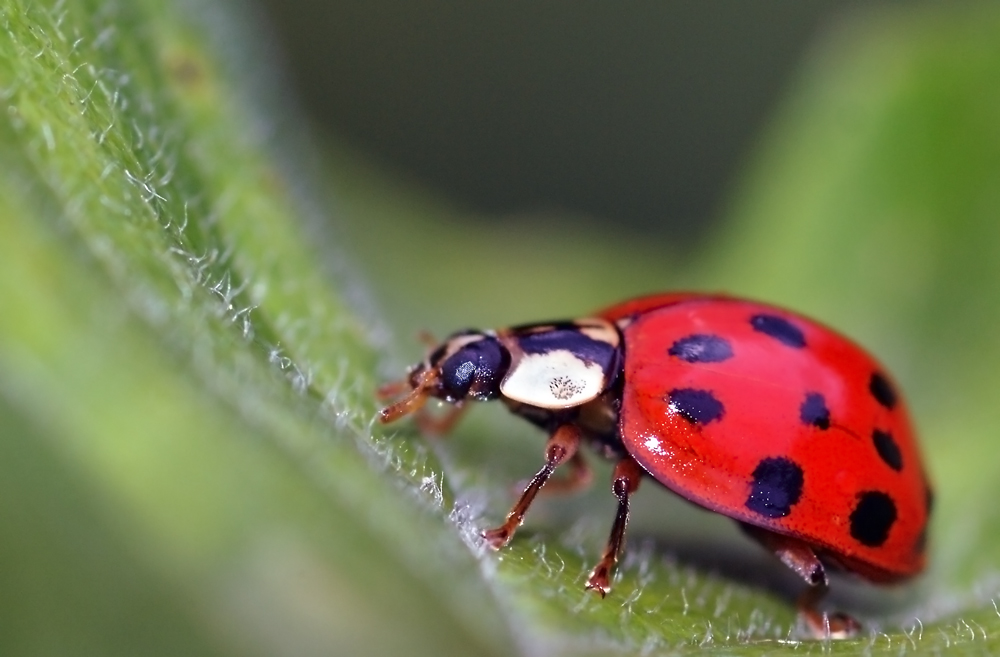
872,429,903,471
799,392,830,430
746,457,804,518
850,491,897,547
668,334,733,363
869,372,897,409
667,388,725,424
750,314,806,349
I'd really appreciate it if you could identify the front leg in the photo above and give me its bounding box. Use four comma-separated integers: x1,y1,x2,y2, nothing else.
483,424,582,548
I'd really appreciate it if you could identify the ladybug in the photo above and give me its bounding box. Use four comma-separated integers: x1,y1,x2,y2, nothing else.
378,293,932,638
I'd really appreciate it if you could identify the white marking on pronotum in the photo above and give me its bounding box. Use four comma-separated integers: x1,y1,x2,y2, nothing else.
500,349,606,409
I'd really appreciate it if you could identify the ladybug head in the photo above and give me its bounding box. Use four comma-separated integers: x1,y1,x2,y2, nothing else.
418,330,510,403
378,330,510,423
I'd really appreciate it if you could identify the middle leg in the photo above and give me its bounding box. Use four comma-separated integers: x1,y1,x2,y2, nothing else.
585,456,644,596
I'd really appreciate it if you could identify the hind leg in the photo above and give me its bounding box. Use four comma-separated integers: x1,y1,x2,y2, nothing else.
741,524,861,639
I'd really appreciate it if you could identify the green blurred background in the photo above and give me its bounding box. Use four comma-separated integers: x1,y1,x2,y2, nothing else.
260,1,871,239
3,0,1000,655
256,0,906,326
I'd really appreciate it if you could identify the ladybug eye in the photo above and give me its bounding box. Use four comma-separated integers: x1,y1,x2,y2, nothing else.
438,335,508,402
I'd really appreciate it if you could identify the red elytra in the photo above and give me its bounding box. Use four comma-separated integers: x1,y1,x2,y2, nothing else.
378,293,932,638
605,294,929,576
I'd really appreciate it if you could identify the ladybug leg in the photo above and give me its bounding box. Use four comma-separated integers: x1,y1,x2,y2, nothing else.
741,525,861,639
513,451,592,496
585,456,644,597
378,370,466,435
795,584,860,640
378,370,439,424
376,331,440,409
375,379,413,400
482,424,582,549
